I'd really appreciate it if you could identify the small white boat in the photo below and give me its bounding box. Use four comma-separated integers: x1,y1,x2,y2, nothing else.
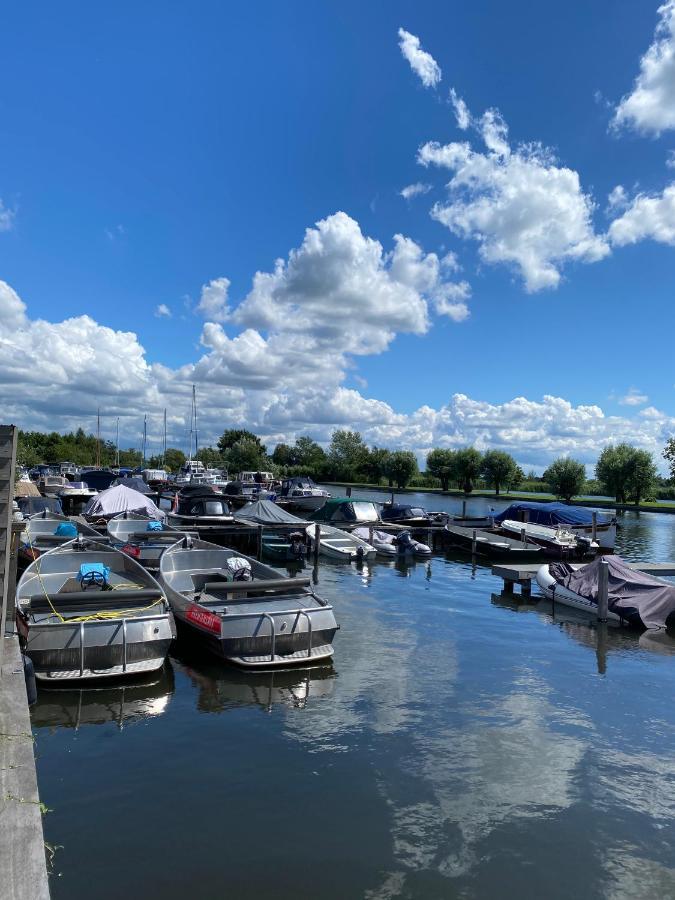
57,481,98,500
305,523,375,561
353,527,431,558
499,519,597,557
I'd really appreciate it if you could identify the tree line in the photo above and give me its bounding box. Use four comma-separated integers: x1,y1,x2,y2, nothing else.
15,426,675,503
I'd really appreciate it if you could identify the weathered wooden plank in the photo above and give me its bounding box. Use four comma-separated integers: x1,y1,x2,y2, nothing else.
492,561,675,582
0,636,50,899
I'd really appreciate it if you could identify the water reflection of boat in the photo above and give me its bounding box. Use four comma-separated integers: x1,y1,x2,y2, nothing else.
171,649,335,713
30,663,175,729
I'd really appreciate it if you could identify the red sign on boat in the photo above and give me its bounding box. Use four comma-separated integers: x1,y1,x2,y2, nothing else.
186,604,222,635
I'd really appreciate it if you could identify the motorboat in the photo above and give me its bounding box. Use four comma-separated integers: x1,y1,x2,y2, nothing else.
305,522,376,561
16,537,175,681
18,511,106,568
107,512,196,570
159,537,338,667
16,496,64,519
535,556,675,629
277,477,330,512
353,527,431,558
309,497,384,529
444,524,542,559
494,502,616,550
223,480,277,509
167,484,234,536
235,499,309,563
56,481,98,501
498,519,597,558
39,474,70,496
380,503,448,527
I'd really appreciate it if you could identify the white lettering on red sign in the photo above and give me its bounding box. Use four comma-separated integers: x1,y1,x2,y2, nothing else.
186,604,222,635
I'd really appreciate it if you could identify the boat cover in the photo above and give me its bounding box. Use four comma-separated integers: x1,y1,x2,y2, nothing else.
353,527,393,544
14,480,40,498
549,556,675,628
235,499,307,525
84,484,165,520
494,501,611,527
112,476,152,495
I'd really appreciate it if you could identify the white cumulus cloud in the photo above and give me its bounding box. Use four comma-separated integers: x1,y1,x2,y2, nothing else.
419,105,609,291
609,183,675,246
398,28,441,89
196,277,231,322
449,88,471,130
0,199,15,232
613,0,675,135
619,387,649,406
400,182,431,200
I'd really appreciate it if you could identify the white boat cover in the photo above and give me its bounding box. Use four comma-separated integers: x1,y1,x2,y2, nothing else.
235,499,308,526
353,527,394,545
550,556,675,629
84,484,165,520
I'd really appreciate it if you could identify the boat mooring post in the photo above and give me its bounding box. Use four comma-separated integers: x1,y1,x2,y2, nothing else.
597,557,609,622
462,500,467,519
369,526,374,547
520,527,526,547
346,486,352,498
592,512,597,543
313,522,320,566
256,525,263,560
471,529,477,556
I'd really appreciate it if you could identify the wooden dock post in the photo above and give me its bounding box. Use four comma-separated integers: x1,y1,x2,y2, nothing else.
472,529,477,555
256,524,263,560
597,557,609,622
346,486,352,498
520,527,526,547
462,499,467,519
368,525,374,548
592,512,597,543
390,490,395,505
313,522,320,566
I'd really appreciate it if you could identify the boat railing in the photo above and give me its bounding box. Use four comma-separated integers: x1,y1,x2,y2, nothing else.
260,609,313,662
60,614,167,676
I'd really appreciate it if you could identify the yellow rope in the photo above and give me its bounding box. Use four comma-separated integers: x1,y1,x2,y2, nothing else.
23,526,166,624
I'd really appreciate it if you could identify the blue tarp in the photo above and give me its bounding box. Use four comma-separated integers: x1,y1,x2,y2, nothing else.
146,520,163,531
54,522,78,538
493,501,611,527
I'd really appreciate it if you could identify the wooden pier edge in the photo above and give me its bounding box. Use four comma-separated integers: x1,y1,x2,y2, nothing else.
0,635,50,899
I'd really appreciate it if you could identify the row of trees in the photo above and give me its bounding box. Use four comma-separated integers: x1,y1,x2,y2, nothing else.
15,425,675,503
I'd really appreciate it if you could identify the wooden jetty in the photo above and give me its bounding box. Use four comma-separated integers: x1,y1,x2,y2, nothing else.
492,560,675,597
0,425,50,899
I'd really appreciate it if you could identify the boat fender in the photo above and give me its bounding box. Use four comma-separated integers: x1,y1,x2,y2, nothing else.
23,654,37,706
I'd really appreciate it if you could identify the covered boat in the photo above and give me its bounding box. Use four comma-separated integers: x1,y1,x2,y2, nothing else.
235,499,309,562
536,556,675,629
107,512,195,570
84,484,165,522
305,523,376,561
16,496,64,519
16,537,175,681
353,527,431,558
111,476,153,495
494,502,616,550
159,537,337,667
277,477,330,512
444,524,542,559
497,519,597,558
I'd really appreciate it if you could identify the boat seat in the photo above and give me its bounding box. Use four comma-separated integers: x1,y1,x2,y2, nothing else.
28,588,162,612
201,577,310,594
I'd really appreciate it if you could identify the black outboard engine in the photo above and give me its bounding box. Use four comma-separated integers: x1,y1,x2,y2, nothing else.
356,545,365,560
289,531,306,560
395,530,415,553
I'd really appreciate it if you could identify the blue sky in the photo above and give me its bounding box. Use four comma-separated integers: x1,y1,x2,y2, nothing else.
2,1,675,469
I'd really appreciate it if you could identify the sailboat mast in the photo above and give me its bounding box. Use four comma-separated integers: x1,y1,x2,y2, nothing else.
193,384,198,459
115,417,120,468
163,408,167,467
95,408,101,468
142,415,147,467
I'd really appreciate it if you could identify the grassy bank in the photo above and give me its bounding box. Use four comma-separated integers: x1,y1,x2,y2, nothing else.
322,482,675,515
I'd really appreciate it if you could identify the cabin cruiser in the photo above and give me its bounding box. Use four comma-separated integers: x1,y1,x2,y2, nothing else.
309,497,383,528
159,537,338,667
167,484,234,535
494,502,616,550
16,496,65,519
56,481,98,501
277,477,330,512
16,537,175,681
39,474,70,496
223,480,277,509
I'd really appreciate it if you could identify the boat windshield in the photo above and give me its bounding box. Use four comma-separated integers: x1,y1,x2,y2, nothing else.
350,502,379,522
409,508,426,517
202,501,227,516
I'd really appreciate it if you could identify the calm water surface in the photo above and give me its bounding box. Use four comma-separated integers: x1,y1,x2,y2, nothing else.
33,502,675,899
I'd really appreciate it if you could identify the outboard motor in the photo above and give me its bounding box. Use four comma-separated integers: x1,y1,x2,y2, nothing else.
395,530,415,554
356,545,365,561
226,557,253,581
289,531,306,560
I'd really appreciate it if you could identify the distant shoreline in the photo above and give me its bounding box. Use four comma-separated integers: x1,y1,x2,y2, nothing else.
321,482,675,515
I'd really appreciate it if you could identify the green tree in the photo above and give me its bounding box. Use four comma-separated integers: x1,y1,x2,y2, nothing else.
196,446,225,468
480,450,520,496
272,443,295,467
217,429,267,456
663,437,675,481
225,438,268,475
596,443,638,504
327,430,369,481
163,448,186,472
455,448,483,493
294,436,326,474
543,457,586,502
625,449,658,504
384,450,418,489
364,447,392,485
426,448,456,491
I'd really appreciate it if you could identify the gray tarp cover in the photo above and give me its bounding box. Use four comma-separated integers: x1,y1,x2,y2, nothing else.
235,499,308,526
550,555,675,628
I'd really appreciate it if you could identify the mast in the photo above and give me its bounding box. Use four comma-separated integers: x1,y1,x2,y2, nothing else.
115,417,120,468
95,408,101,468
193,384,198,459
163,408,167,467
142,415,147,467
